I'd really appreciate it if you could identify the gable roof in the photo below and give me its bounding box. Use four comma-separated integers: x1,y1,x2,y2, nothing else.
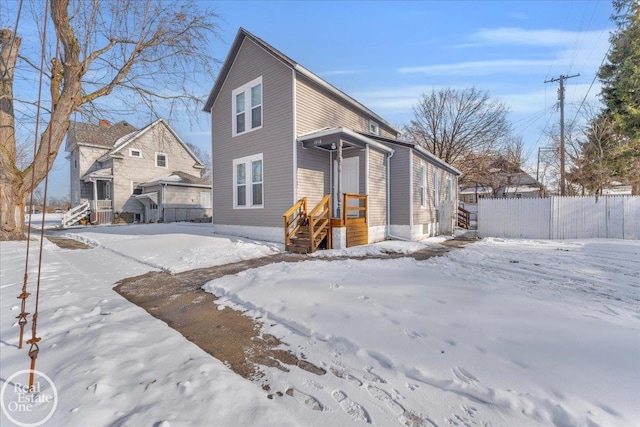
104,118,204,168
357,131,462,176
66,120,137,151
203,28,399,134
140,171,211,188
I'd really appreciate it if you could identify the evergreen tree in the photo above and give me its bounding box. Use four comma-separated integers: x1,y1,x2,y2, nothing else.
597,0,640,193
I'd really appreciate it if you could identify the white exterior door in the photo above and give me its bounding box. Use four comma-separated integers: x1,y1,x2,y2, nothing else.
334,157,360,217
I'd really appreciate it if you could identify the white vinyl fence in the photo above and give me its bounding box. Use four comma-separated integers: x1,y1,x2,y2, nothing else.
478,196,640,240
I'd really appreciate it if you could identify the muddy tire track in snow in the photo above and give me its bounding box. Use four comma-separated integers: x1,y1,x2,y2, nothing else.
99,239,469,402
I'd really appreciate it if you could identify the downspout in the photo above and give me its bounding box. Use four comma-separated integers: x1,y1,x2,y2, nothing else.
385,149,410,241
330,150,334,217
337,139,343,219
292,68,298,203
161,182,167,222
91,178,98,224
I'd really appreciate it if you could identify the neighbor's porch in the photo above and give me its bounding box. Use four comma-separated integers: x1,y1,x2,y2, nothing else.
80,169,114,224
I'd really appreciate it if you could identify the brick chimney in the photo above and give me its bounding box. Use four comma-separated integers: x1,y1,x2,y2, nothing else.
99,119,111,128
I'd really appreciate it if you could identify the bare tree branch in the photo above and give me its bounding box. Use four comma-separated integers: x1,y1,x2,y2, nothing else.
1,0,221,240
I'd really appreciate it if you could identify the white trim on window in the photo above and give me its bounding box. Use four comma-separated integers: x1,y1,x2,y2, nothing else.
370,120,380,136
156,152,167,168
233,153,263,209
446,177,452,201
129,148,142,158
433,169,439,203
232,76,263,136
420,164,427,208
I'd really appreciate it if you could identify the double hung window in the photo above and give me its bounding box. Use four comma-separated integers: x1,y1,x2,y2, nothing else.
233,153,263,208
232,77,262,136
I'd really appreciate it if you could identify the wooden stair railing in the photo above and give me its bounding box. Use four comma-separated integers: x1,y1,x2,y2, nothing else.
308,194,332,252
283,198,307,250
343,193,368,223
458,205,471,229
343,194,368,247
283,195,332,253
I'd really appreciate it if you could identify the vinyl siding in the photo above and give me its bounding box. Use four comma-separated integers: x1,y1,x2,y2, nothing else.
413,155,437,226
412,153,459,233
367,148,387,227
211,38,294,227
69,149,82,206
389,146,411,226
162,186,212,221
114,124,201,215
297,145,330,208
295,74,397,139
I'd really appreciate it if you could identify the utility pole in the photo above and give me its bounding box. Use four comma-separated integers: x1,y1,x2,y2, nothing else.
545,74,579,196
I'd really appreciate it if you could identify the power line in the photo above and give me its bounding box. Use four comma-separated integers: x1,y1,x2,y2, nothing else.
545,73,580,196
570,45,611,128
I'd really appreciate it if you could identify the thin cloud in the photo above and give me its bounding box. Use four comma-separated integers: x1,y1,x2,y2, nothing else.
398,59,552,76
471,27,608,47
352,85,467,113
319,69,361,77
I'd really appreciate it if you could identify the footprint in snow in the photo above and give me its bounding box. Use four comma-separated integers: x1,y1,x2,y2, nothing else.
286,388,323,411
362,369,386,384
403,328,423,340
332,390,370,423
330,366,363,387
366,384,404,415
398,411,436,427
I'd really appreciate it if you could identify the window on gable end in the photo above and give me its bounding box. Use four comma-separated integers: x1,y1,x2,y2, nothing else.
156,152,167,168
232,77,262,136
370,120,380,136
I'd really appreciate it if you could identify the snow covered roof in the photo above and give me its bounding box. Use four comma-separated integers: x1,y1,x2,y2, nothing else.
140,171,210,187
81,168,113,181
460,186,493,195
502,185,541,193
135,191,158,204
113,128,143,148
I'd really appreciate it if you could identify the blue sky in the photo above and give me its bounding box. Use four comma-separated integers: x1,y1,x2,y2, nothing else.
8,0,615,199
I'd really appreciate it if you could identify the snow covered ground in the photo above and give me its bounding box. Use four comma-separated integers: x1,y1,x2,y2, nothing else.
1,223,638,426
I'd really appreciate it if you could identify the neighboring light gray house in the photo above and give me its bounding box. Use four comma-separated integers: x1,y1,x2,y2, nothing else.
65,118,211,226
203,28,460,251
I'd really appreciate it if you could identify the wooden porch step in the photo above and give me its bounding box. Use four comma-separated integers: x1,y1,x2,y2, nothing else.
288,229,328,253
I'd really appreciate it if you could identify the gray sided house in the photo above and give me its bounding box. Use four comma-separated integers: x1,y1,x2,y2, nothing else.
204,28,460,250
65,118,211,226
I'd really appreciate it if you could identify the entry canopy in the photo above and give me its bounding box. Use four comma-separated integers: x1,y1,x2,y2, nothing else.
298,127,394,153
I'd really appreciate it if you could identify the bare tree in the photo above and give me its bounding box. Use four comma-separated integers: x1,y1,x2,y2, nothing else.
405,87,511,176
459,136,531,199
1,0,220,240
186,142,212,183
566,106,617,195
